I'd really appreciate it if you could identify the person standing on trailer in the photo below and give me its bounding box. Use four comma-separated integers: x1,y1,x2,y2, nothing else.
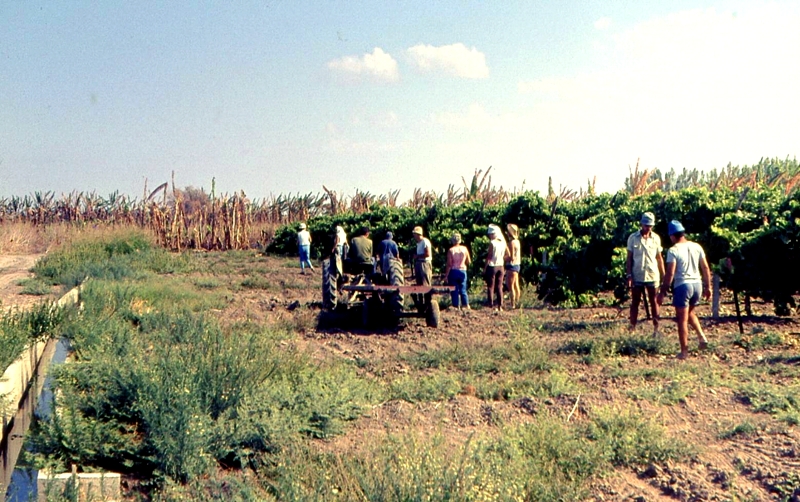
377,231,400,279
297,223,314,274
412,226,433,307
347,226,374,276
626,212,665,335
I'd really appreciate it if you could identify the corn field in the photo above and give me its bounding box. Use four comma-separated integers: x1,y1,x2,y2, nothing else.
0,168,521,251
2,159,798,251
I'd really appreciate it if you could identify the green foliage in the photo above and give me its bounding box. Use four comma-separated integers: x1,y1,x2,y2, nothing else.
28,241,380,487
16,276,53,296
585,406,693,466
33,228,191,288
266,161,800,312
559,332,670,363
262,408,690,502
0,302,67,373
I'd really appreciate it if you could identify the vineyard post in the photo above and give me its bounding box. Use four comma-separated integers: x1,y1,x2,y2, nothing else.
732,286,745,334
711,273,720,319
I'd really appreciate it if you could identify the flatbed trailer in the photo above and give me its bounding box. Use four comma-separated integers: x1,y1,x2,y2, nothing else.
322,256,453,328
341,283,454,327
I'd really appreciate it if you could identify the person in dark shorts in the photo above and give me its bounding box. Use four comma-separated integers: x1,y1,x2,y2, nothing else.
657,220,711,360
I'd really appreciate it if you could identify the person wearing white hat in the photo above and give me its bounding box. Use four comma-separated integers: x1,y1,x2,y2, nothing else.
484,224,510,311
411,226,433,309
297,223,314,274
626,211,664,335
332,225,348,258
412,226,432,286
658,220,711,360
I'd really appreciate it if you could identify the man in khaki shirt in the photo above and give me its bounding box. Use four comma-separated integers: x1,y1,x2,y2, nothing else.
626,212,665,335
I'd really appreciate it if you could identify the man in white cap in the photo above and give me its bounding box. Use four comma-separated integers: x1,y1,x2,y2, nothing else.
412,226,432,287
626,212,664,334
411,226,433,309
658,220,711,360
297,223,314,274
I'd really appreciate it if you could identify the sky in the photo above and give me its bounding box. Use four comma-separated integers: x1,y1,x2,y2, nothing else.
2,0,799,201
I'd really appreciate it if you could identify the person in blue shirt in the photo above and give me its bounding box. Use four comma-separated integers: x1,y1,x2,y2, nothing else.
377,231,400,278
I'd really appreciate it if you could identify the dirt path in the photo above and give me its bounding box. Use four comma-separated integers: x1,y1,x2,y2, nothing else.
0,254,45,310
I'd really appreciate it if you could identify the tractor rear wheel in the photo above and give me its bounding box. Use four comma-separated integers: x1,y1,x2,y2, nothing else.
322,259,338,310
387,258,405,317
425,298,440,328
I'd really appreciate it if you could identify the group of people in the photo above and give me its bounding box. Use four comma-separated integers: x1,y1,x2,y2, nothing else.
626,212,711,359
299,214,713,359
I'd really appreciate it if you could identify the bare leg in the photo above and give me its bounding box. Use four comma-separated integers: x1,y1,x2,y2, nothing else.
645,286,659,332
512,273,521,308
675,306,690,358
688,305,708,349
630,286,643,330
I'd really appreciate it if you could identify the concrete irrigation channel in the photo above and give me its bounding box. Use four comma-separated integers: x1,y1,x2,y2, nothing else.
1,285,121,501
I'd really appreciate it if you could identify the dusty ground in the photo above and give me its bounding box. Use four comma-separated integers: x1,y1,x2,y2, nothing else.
225,255,800,502
0,254,47,311
4,253,799,500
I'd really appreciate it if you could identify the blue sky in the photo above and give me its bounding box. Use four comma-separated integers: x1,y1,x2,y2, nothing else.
2,1,798,200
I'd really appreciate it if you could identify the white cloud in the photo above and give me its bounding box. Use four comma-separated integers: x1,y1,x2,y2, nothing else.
594,16,612,30
327,48,399,83
510,3,800,192
407,43,489,79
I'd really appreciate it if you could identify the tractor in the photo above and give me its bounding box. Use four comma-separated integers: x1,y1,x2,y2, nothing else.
321,251,452,328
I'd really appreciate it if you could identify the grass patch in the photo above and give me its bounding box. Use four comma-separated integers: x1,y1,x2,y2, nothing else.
33,228,191,288
0,302,67,373
261,407,690,501
16,276,52,296
240,275,272,290
405,335,552,375
559,332,670,363
734,381,800,424
718,420,760,439
627,378,695,405
585,405,694,466
732,330,786,351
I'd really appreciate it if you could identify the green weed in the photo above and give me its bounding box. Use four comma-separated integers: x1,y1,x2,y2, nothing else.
16,276,53,296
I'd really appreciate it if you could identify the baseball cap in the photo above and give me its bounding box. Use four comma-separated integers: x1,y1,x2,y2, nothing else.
412,226,424,236
640,212,655,226
668,220,685,235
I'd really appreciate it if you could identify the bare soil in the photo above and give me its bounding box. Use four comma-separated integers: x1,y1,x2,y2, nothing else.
0,254,47,311
231,256,800,501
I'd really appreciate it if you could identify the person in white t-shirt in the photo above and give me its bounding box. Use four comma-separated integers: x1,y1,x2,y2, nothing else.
296,223,314,274
657,220,711,360
484,225,510,311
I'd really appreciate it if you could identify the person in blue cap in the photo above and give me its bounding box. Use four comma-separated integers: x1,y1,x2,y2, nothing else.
377,231,400,279
657,220,711,359
626,212,665,335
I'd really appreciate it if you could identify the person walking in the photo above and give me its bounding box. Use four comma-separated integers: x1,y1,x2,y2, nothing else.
484,225,509,311
657,220,712,360
505,223,522,309
297,223,314,274
444,232,471,312
626,212,665,335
